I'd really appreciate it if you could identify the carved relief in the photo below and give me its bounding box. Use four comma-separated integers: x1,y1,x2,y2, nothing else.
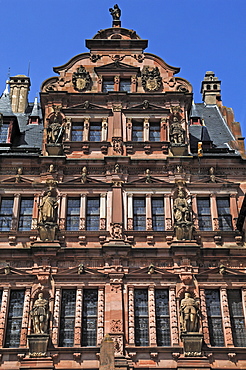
141,66,162,91
127,218,133,230
0,288,9,347
199,289,210,345
128,287,135,345
112,137,123,154
74,289,82,346
97,288,104,345
52,288,61,346
221,288,233,345
169,288,179,345
72,66,91,92
110,223,123,239
100,218,106,230
112,335,123,356
20,288,31,347
110,319,123,333
149,287,157,346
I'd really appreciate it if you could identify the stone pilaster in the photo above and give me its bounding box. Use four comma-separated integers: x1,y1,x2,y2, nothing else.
148,286,156,346
97,287,105,345
143,118,149,142
220,288,233,346
199,288,210,345
52,288,61,347
20,288,31,347
128,286,135,345
74,288,82,347
0,288,9,347
80,194,86,230
169,288,179,346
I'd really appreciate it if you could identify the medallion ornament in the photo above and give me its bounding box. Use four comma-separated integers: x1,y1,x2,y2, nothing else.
72,66,91,91
141,66,162,91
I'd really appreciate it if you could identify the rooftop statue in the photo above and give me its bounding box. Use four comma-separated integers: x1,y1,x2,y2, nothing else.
109,4,121,21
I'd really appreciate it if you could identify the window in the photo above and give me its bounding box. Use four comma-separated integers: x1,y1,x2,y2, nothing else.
133,197,146,230
0,197,14,231
134,289,149,346
102,80,114,92
149,122,160,141
0,123,9,143
120,79,131,92
86,197,100,231
82,289,98,346
66,197,80,231
89,122,101,142
152,197,165,231
228,290,246,347
71,122,83,141
155,289,170,346
59,289,76,347
216,197,232,231
205,289,224,346
132,121,143,142
5,290,25,348
18,198,33,231
197,197,212,231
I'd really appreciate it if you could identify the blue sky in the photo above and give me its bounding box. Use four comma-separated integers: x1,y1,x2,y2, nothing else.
1,0,246,137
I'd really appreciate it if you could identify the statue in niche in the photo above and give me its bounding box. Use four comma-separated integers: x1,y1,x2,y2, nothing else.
173,187,194,240
141,66,162,92
47,112,64,144
38,189,58,224
180,292,200,333
109,4,121,20
169,116,185,145
30,292,49,334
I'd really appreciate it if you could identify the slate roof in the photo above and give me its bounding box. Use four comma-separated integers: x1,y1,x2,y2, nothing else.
0,88,15,116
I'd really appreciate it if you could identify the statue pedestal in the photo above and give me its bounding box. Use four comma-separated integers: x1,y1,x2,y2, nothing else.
46,144,63,156
38,223,58,242
181,333,203,357
170,144,188,156
27,334,49,357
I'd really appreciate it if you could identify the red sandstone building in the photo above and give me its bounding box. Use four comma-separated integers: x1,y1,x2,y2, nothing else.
0,6,246,370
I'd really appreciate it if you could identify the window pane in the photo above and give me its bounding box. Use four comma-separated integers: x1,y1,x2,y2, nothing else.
71,123,83,141
82,290,98,346
217,197,232,231
59,289,76,347
86,198,100,230
103,81,114,92
66,198,80,231
205,289,224,346
0,124,9,143
152,197,165,231
18,198,33,231
197,198,212,231
134,289,149,346
5,290,25,348
228,290,246,347
132,122,143,142
149,123,160,141
155,289,170,346
89,123,101,142
120,80,131,92
0,198,13,231
133,197,146,230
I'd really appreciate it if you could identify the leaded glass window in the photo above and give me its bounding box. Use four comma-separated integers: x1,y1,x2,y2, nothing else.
149,122,160,141
216,197,232,231
197,197,212,231
66,197,80,231
0,123,9,143
59,289,76,347
227,290,246,347
103,80,114,92
133,197,146,231
71,123,83,141
134,289,149,346
132,121,143,142
0,197,14,231
18,198,33,231
205,289,224,346
89,122,101,142
152,197,165,231
86,197,100,231
155,289,170,346
120,80,131,92
5,290,25,348
82,289,98,346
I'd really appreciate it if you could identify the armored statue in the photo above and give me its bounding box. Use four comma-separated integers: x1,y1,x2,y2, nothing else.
169,116,185,145
180,292,200,332
30,293,49,334
47,112,64,144
173,187,194,240
109,4,121,20
38,189,58,224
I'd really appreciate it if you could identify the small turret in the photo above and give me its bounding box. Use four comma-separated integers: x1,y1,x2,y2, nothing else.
200,71,221,105
9,74,30,113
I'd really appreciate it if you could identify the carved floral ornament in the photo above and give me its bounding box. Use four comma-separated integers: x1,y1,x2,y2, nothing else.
141,66,162,91
72,66,91,92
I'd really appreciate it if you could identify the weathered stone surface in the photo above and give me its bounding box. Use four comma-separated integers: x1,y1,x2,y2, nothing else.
99,334,115,370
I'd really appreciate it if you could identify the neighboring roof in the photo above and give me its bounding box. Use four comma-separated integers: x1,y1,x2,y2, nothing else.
0,84,15,117
14,113,43,149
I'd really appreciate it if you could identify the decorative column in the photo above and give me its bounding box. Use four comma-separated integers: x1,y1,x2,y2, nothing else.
100,193,107,230
97,75,102,92
165,194,172,231
126,118,132,142
74,288,82,347
52,288,61,347
199,288,210,345
192,194,199,230
146,194,152,231
127,194,133,230
65,117,72,141
101,118,108,142
230,193,238,230
31,194,39,230
114,75,120,91
97,287,104,345
19,288,31,347
210,194,219,231
169,288,179,346
148,286,156,346
59,194,67,230
83,117,90,141
80,194,86,230
143,118,149,142
128,286,135,345
160,117,167,141
112,105,123,155
220,288,233,346
0,288,9,347
131,75,137,93
12,194,20,231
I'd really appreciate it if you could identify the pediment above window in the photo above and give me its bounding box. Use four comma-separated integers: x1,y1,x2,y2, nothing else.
94,61,140,77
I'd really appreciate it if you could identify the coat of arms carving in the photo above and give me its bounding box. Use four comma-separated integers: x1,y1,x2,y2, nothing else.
141,66,162,91
72,66,91,91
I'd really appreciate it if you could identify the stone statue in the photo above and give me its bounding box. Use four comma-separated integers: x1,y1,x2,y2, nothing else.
169,116,185,145
31,293,49,334
173,188,194,240
145,168,152,183
47,113,64,144
81,167,87,184
38,189,58,224
109,4,121,20
180,292,200,332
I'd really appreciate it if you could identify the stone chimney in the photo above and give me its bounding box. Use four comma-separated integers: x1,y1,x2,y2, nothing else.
9,75,31,113
200,71,221,105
